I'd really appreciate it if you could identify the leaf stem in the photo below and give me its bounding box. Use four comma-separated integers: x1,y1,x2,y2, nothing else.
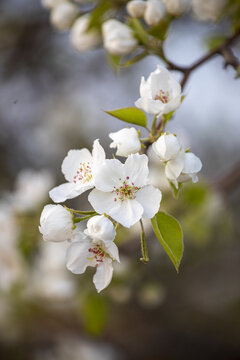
139,219,149,263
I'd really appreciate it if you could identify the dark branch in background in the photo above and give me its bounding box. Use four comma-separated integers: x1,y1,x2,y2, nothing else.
163,28,240,89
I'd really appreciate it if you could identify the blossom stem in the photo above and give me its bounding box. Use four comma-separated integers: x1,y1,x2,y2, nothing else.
74,214,95,223
151,114,158,135
139,219,149,264
64,206,96,215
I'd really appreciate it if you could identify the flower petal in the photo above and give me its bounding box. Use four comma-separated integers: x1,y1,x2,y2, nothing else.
66,239,92,274
88,189,117,214
139,76,152,98
93,260,113,292
85,215,116,242
124,154,149,187
108,198,143,228
92,139,106,167
153,133,181,161
94,159,124,192
62,149,92,182
165,150,185,181
135,97,163,115
135,185,162,218
105,242,120,262
49,182,93,203
183,152,202,174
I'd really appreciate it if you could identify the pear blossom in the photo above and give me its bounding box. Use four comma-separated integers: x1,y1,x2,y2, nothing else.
153,133,202,188
102,19,138,56
49,139,105,203
162,0,190,15
50,1,78,31
109,127,141,157
192,0,227,22
66,216,119,292
144,0,166,26
12,169,54,212
88,154,162,228
70,15,102,52
39,204,73,242
135,65,182,117
127,0,147,18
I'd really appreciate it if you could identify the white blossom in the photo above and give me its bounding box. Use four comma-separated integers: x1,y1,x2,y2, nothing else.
144,0,166,26
102,19,138,56
66,217,119,292
39,204,73,242
50,1,79,31
135,65,182,117
127,0,147,18
109,127,141,157
12,169,54,212
70,15,102,52
88,154,162,228
162,0,191,15
152,133,181,161
153,133,202,188
192,0,227,21
49,139,105,203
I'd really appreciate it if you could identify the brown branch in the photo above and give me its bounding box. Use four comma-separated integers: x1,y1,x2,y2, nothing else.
164,28,240,89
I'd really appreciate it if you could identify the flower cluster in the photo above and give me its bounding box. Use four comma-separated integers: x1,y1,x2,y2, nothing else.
39,65,202,292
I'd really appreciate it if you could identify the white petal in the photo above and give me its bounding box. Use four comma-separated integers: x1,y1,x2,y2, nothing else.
49,182,93,203
183,152,202,174
61,149,92,182
93,260,113,292
124,154,149,187
105,242,120,262
88,189,117,214
165,150,185,181
153,133,181,161
94,159,124,192
108,198,143,228
135,185,162,218
109,128,141,157
135,97,163,115
85,215,116,242
66,239,92,274
150,66,172,96
139,76,152,98
92,139,106,167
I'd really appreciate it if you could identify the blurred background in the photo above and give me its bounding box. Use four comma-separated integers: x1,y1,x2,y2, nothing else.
0,0,240,359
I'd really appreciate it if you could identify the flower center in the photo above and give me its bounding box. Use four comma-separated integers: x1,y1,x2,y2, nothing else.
113,177,140,202
73,162,92,184
154,90,169,104
88,244,105,263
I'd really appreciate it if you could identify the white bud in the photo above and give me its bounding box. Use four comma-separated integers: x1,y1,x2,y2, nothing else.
162,0,191,15
109,127,141,157
39,204,73,242
192,0,227,22
102,19,138,56
127,0,147,18
84,215,116,242
153,133,181,161
70,15,101,52
144,0,166,26
41,0,65,10
50,1,78,31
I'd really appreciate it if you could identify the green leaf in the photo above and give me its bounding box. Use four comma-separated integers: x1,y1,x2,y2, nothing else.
107,53,121,70
87,0,111,30
105,107,147,127
148,20,169,40
151,211,183,272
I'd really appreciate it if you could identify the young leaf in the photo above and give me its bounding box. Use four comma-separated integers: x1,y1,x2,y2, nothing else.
105,107,147,127
128,18,150,46
151,211,183,272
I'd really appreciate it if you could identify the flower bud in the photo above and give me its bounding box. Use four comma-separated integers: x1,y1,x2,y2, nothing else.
109,127,141,157
50,1,78,31
153,133,181,161
192,0,227,22
144,0,166,26
84,215,116,242
39,204,73,242
127,0,147,18
102,19,138,56
70,15,101,52
162,0,190,15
